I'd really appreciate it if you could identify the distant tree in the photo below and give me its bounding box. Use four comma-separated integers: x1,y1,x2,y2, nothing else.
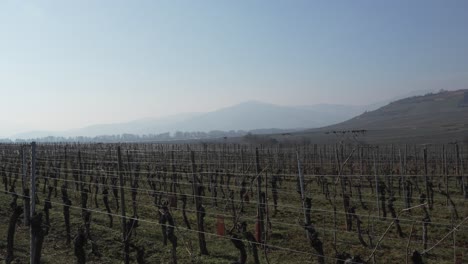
438,89,447,94
156,132,171,140
173,131,184,139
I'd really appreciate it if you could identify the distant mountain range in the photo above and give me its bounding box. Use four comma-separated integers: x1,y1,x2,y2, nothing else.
12,101,369,139
11,88,442,140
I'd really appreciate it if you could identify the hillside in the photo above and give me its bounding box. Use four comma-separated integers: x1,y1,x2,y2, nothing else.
275,89,468,144
173,101,364,132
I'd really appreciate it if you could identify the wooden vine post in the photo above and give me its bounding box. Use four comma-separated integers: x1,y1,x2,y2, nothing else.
117,146,130,264
255,148,264,246
423,147,431,209
373,149,380,217
22,145,30,225
191,151,209,255
30,142,37,264
296,151,309,239
460,145,467,199
78,150,83,192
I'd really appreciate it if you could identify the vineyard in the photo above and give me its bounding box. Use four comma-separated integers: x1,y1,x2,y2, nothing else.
0,142,467,264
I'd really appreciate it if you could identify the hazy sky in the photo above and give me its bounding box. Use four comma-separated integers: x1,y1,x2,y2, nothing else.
1,0,468,136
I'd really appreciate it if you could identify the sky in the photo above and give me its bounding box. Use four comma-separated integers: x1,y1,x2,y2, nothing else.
1,0,468,137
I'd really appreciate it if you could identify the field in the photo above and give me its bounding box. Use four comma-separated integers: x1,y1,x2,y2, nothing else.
0,142,467,264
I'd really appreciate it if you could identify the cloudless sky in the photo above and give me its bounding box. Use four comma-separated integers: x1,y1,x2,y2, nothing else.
1,0,468,136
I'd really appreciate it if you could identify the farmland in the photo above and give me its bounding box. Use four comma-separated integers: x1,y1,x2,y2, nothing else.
0,142,467,263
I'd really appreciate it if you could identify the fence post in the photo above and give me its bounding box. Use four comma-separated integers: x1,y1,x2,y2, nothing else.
191,151,209,255
460,145,467,199
22,145,30,225
255,148,263,245
423,147,431,209
296,151,309,239
373,149,380,218
30,142,36,264
78,150,83,192
117,146,130,264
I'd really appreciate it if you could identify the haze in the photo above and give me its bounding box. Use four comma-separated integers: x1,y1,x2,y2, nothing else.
1,0,468,137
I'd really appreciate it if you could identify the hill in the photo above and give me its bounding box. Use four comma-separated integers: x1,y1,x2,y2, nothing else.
273,89,468,144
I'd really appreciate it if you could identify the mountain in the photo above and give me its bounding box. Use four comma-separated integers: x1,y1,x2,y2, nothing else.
12,88,446,140
13,112,201,139
285,89,468,144
169,101,363,132
12,101,369,139
65,112,201,137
